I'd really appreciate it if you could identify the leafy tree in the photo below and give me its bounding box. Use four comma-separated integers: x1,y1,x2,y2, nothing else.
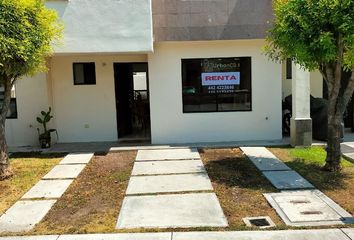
0,0,61,179
266,0,354,172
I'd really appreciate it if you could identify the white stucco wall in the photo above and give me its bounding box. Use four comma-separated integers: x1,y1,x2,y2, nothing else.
5,74,51,146
46,0,153,54
50,54,147,143
148,40,283,144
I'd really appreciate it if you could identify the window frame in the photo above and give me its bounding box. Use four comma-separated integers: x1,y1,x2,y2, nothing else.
73,62,97,85
181,57,252,114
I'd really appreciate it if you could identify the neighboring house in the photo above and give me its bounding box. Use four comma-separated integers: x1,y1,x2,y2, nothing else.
5,0,323,147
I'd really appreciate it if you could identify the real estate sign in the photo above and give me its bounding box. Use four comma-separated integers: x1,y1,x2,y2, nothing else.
201,72,240,86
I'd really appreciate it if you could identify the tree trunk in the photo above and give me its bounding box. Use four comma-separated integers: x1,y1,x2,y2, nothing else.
0,123,11,180
0,78,14,180
323,113,342,172
322,64,354,172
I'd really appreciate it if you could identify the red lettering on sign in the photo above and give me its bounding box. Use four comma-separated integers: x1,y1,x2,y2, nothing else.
206,76,212,80
230,75,236,80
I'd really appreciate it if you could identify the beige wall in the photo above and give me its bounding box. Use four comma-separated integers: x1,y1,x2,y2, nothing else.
148,40,283,144
5,73,52,146
282,62,323,99
50,54,147,143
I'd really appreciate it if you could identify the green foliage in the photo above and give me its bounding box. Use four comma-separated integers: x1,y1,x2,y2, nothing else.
265,0,354,71
0,0,62,81
290,146,354,168
36,107,57,140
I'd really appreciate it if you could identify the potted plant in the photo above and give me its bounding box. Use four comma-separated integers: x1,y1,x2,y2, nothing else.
36,107,58,148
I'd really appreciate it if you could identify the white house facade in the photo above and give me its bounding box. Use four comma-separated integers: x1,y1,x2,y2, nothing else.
5,0,325,147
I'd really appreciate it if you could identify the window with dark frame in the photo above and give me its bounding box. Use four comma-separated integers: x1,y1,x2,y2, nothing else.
0,85,18,119
182,57,252,113
286,58,292,79
73,62,96,85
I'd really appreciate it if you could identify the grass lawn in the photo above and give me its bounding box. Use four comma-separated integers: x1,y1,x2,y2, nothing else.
269,146,354,219
0,153,63,215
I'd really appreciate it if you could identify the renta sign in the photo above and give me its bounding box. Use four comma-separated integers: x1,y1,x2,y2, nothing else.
201,72,240,86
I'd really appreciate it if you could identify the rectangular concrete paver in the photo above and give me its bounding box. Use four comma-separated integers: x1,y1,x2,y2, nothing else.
0,236,59,240
342,228,354,240
57,232,171,240
0,200,57,233
22,180,73,199
264,190,354,226
116,193,228,229
43,164,86,179
126,173,213,195
241,147,291,171
263,170,315,190
173,229,350,240
131,160,205,175
136,148,200,161
59,153,94,164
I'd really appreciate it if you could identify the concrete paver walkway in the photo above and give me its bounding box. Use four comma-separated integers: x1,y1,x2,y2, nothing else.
241,147,291,171
117,193,228,229
21,180,73,199
241,147,314,190
131,160,205,175
241,147,353,227
343,228,354,239
342,143,354,163
264,190,354,226
262,170,314,190
0,153,94,233
126,173,213,195
117,148,227,229
0,200,57,232
172,229,351,240
42,164,86,179
0,229,353,240
136,148,200,161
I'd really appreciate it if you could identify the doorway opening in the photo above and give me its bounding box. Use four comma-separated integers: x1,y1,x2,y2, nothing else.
114,63,151,143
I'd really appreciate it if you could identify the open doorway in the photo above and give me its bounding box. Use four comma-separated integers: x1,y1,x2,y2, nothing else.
114,63,151,143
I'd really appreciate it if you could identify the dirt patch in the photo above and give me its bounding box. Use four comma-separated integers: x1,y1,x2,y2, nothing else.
32,151,136,235
200,148,284,230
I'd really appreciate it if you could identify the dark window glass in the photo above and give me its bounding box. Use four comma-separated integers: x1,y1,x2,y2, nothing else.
0,85,18,119
73,62,96,85
286,58,292,79
182,57,252,113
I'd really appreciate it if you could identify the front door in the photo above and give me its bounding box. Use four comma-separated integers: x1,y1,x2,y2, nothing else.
114,63,151,142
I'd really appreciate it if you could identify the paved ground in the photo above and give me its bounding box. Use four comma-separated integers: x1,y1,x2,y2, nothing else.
0,153,94,233
342,143,354,163
8,139,290,154
241,147,354,227
116,148,228,229
264,190,354,226
241,147,315,190
0,229,353,240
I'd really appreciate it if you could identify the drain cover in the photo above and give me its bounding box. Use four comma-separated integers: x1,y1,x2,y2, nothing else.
264,190,354,226
243,216,276,229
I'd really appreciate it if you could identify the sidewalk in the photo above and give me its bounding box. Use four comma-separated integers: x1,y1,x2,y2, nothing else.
0,228,353,240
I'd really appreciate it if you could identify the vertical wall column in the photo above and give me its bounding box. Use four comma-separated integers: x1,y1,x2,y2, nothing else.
291,63,312,146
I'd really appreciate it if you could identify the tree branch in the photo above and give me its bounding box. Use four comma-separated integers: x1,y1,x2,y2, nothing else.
338,69,354,115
